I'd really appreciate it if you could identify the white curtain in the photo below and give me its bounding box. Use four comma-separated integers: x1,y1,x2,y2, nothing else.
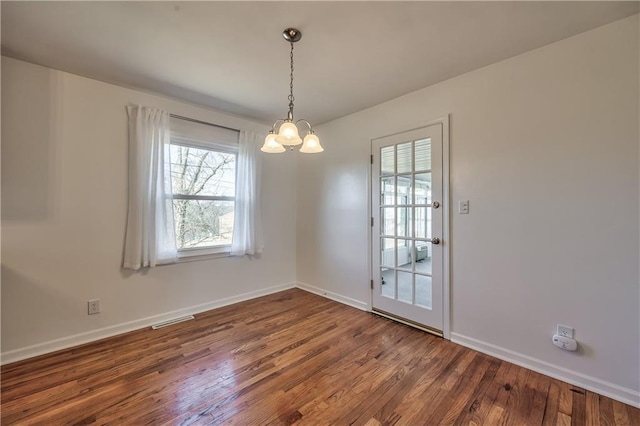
231,131,264,256
123,105,178,269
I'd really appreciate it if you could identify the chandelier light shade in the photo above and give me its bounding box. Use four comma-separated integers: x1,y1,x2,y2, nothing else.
275,121,302,146
261,131,286,153
261,28,324,154
300,132,322,153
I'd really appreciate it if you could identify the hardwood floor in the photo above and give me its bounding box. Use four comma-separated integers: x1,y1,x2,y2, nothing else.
2,289,638,425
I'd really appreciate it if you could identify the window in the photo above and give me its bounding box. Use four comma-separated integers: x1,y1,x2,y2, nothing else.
124,108,260,270
169,117,240,257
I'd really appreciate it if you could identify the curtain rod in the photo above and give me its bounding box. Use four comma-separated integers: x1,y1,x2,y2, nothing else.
169,114,240,133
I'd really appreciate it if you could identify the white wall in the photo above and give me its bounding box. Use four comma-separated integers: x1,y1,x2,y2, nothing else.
1,57,297,360
297,15,639,404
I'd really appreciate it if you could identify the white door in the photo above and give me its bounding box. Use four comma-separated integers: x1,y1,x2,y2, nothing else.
371,123,445,333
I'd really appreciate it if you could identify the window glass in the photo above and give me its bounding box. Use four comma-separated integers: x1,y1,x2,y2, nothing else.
169,143,237,251
170,145,236,197
172,199,234,249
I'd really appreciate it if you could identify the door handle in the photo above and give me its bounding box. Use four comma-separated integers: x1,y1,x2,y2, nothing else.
431,237,440,245
432,201,440,209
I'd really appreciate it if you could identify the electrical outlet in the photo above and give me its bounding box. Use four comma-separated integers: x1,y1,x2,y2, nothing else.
557,324,573,338
458,200,469,214
88,299,100,315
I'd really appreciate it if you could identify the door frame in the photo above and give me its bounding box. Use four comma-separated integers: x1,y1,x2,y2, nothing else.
368,115,450,339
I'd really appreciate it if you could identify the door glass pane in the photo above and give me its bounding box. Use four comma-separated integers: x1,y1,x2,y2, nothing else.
415,173,431,205
381,207,395,236
414,207,432,240
397,270,413,304
381,146,395,175
415,274,432,308
397,207,411,237
415,207,426,239
415,138,431,172
397,142,412,174
415,242,431,275
381,238,395,267
381,177,395,206
381,268,395,299
396,176,411,205
396,238,411,269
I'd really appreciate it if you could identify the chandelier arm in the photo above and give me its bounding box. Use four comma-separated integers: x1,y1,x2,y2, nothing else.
270,119,287,132
295,119,314,133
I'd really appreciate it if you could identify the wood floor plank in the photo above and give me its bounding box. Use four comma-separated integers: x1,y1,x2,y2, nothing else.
557,412,572,426
626,399,640,425
571,387,587,425
370,341,457,424
612,400,632,426
500,364,531,425
396,349,474,424
426,353,492,424
1,288,638,425
599,395,616,426
307,329,430,425
527,372,552,425
451,357,502,425
558,381,575,418
586,391,601,426
542,380,561,425
347,339,440,425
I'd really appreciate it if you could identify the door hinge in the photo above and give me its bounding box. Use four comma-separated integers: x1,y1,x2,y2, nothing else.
371,217,374,227
371,279,374,289
370,154,373,165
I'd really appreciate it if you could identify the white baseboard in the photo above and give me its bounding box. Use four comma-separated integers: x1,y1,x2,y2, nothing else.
1,282,296,365
451,332,640,409
295,281,369,312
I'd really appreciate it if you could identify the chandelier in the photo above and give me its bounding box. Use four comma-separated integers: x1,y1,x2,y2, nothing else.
261,28,324,154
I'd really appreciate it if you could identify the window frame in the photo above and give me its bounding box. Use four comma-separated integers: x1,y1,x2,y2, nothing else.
168,137,239,259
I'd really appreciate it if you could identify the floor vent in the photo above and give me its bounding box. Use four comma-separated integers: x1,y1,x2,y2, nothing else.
151,315,195,330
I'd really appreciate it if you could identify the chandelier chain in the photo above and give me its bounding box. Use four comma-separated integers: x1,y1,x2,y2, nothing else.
288,42,295,109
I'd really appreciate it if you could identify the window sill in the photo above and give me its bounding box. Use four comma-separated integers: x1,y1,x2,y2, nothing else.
177,246,231,263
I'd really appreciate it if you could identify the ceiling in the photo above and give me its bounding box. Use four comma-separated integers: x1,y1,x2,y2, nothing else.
2,1,638,125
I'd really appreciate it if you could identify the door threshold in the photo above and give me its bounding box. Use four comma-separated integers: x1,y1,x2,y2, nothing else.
372,309,443,337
